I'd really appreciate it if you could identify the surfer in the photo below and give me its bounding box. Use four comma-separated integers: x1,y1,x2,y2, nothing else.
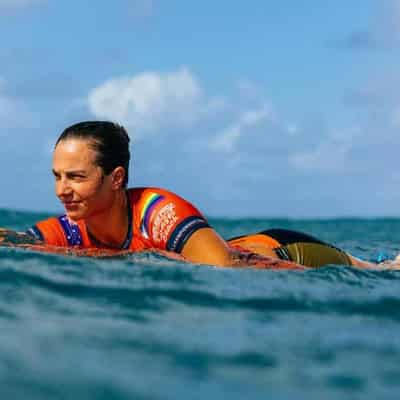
25,121,380,269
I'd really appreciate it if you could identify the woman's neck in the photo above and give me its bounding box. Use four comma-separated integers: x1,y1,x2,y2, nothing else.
85,190,129,248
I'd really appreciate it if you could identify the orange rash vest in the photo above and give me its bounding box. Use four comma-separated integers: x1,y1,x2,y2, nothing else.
27,187,210,253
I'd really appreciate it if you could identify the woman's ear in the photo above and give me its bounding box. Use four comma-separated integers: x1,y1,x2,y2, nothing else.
111,167,126,190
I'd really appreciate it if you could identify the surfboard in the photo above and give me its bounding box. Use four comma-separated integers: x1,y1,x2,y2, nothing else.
0,228,303,269
0,228,132,258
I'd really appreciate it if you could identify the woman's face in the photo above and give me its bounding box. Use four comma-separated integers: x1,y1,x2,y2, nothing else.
52,138,115,221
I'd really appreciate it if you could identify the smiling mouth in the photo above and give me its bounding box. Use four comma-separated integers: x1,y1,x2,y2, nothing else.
64,201,80,208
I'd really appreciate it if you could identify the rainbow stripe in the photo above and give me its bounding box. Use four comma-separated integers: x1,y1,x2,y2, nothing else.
140,193,164,238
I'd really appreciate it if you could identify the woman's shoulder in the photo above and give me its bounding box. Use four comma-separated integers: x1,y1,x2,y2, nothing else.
127,187,190,203
127,187,202,222
127,187,208,251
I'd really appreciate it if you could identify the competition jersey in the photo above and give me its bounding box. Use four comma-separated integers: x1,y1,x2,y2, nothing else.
27,187,210,253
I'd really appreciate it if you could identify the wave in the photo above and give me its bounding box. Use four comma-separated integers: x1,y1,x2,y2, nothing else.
1,243,400,399
1,249,400,321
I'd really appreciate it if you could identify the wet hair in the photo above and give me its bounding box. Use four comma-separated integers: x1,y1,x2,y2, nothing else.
56,121,131,187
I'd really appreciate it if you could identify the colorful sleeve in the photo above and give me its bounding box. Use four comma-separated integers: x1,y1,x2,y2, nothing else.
27,217,69,247
139,190,210,253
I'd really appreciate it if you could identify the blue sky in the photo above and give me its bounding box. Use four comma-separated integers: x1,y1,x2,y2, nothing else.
0,0,399,217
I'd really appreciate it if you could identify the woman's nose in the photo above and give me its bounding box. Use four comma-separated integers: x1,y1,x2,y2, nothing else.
56,178,72,198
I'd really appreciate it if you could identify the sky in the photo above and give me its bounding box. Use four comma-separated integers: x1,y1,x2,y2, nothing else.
0,0,400,218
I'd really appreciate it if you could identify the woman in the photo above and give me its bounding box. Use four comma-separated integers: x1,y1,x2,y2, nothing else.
26,121,377,269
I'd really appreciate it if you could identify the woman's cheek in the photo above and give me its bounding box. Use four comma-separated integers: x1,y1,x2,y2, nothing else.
76,183,95,199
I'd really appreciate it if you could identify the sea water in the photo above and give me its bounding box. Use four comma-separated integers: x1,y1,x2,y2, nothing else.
1,209,400,400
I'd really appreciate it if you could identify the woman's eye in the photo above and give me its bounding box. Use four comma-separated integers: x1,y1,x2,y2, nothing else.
71,175,86,180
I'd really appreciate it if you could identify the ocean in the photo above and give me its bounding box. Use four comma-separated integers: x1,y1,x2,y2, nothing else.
1,209,400,399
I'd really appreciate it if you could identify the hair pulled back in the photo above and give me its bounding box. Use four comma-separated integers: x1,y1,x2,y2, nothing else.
56,121,131,187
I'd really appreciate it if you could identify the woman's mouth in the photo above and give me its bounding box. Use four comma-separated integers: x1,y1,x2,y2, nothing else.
64,201,81,210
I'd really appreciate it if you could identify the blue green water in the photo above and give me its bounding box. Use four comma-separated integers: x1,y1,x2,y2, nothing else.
1,209,400,399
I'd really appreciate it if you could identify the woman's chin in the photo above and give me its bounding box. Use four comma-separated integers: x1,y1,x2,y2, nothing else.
65,209,86,222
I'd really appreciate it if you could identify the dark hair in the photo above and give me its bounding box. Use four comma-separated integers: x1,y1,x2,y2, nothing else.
56,121,131,187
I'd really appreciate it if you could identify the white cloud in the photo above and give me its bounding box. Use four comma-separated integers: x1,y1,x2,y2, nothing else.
209,125,241,154
210,104,273,153
88,67,223,139
241,107,272,126
84,70,400,216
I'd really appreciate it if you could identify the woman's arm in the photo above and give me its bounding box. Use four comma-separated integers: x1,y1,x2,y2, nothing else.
181,227,303,269
348,255,377,269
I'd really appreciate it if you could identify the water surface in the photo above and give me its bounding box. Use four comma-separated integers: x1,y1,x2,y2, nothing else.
1,209,400,399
